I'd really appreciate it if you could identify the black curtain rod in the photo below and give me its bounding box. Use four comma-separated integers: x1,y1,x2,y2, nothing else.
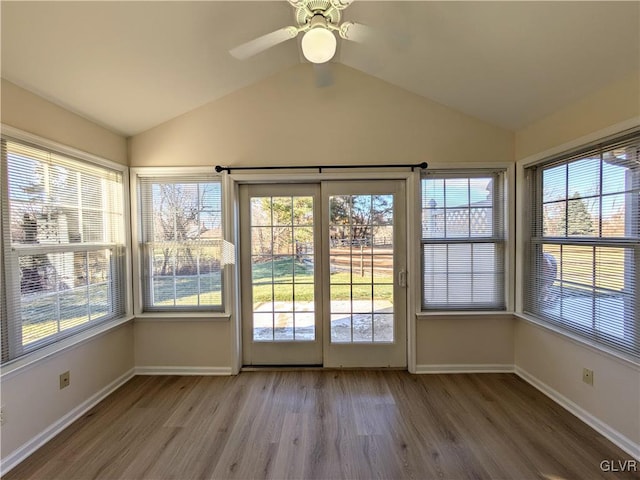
215,162,428,174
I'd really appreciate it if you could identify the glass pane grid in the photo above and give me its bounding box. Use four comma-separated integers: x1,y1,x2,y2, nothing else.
17,247,118,347
250,196,315,342
329,194,394,344
535,243,634,328
142,179,223,310
421,173,505,310
541,155,639,240
421,176,496,240
527,136,639,358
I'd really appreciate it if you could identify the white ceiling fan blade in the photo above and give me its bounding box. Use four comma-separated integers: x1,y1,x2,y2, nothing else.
339,21,374,43
340,21,411,51
230,26,299,60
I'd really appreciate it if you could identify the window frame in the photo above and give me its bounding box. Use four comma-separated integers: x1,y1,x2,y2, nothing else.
1,126,132,366
522,129,640,360
420,168,509,312
130,167,228,317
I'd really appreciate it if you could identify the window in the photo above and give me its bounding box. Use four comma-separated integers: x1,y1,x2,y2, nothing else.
421,170,506,310
137,175,224,311
1,137,127,363
524,130,639,359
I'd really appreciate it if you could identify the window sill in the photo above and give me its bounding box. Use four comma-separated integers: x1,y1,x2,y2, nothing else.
514,312,640,370
134,312,231,322
417,311,514,319
0,315,135,381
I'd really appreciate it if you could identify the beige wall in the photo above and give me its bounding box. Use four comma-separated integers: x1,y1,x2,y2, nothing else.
515,321,639,446
515,70,640,161
416,316,514,368
134,321,231,369
1,79,127,165
130,64,513,167
514,71,640,452
0,324,134,460
129,63,515,370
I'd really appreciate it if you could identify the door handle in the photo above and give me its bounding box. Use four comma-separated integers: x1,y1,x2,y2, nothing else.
398,270,407,288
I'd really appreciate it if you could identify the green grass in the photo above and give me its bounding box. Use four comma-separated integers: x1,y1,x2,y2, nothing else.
21,258,396,344
152,275,222,307
21,285,110,344
154,288,222,307
251,258,393,303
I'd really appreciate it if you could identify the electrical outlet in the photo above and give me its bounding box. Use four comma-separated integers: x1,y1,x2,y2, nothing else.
0,406,5,426
59,371,70,389
582,368,594,386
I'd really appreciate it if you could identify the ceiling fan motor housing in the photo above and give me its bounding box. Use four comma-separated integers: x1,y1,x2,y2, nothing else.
293,0,342,27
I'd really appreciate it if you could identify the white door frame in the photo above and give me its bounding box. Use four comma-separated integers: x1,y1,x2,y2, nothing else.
226,170,420,373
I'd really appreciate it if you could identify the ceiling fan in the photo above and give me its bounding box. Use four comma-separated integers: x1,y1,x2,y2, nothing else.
229,0,372,65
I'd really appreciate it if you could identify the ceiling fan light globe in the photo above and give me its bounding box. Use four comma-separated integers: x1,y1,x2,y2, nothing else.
301,28,337,63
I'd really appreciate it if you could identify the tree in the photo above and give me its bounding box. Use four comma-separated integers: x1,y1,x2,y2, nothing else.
154,183,217,275
255,196,313,256
564,192,594,236
329,195,393,244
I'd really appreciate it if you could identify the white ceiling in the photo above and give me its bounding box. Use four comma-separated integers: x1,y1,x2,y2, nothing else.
2,1,639,137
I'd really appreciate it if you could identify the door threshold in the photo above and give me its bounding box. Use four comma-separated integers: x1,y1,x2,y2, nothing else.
241,365,407,372
241,365,323,372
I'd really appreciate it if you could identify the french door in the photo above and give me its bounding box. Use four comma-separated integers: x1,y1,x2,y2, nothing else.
240,184,323,365
322,181,406,367
240,180,406,368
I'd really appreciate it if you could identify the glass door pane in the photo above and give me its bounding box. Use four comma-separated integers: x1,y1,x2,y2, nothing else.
250,195,316,342
329,194,395,343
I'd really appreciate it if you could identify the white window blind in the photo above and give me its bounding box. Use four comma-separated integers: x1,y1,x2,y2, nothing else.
1,137,126,363
524,130,639,359
421,170,506,310
138,176,224,311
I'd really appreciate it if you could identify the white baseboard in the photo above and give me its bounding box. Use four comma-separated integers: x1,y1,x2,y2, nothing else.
515,366,640,461
134,366,233,376
1,368,135,475
415,363,515,374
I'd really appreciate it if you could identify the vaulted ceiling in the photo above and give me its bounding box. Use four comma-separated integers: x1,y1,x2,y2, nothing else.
2,1,638,137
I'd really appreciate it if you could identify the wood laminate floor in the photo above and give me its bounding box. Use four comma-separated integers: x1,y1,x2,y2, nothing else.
3,371,636,480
